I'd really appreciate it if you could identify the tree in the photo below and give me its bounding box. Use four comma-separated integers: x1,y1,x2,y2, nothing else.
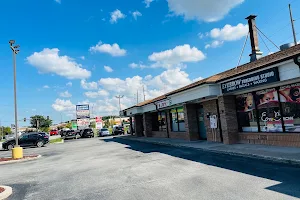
65,122,72,129
30,115,52,132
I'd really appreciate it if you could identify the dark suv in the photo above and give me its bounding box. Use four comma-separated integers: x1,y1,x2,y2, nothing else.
2,132,49,150
80,128,94,138
61,130,81,140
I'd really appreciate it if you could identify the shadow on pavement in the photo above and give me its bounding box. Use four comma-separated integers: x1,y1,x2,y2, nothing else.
103,137,300,198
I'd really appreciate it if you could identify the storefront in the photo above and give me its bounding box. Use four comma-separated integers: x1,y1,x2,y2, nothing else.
220,64,300,146
123,45,300,147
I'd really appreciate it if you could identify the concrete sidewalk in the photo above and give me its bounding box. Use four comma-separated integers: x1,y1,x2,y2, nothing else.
118,136,300,166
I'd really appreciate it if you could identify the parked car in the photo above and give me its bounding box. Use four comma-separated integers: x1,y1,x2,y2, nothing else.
113,126,124,135
50,130,58,136
80,128,94,138
99,128,110,137
2,132,49,150
61,130,80,140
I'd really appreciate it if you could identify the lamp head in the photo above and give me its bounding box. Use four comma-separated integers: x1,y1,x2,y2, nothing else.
9,40,15,45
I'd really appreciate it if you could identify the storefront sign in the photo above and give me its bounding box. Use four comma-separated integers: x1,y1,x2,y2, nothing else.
76,104,90,119
221,67,279,93
77,119,90,127
156,99,172,109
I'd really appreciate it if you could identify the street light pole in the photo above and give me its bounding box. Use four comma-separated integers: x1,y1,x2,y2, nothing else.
9,40,20,147
115,95,124,126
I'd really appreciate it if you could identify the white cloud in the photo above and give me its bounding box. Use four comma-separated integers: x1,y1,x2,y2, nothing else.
144,0,154,8
129,62,147,69
26,48,91,79
43,85,50,89
210,23,248,41
167,0,244,22
59,90,72,98
80,56,85,60
84,90,110,98
148,44,205,68
129,63,138,68
192,76,204,82
104,65,113,72
66,82,72,87
132,11,142,20
89,42,126,57
205,40,224,49
80,79,98,90
52,99,75,112
198,33,204,39
54,0,61,4
110,9,126,24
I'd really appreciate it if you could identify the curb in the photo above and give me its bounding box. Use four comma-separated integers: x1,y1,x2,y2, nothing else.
0,155,42,165
0,186,12,200
117,137,300,167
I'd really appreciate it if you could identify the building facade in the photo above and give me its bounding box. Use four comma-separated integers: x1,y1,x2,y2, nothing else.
122,16,300,148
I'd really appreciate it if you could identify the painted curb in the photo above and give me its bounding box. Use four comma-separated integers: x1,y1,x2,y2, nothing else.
0,155,42,165
118,137,300,167
0,186,12,200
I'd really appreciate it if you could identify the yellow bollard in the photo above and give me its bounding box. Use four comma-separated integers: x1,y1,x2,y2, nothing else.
12,147,23,159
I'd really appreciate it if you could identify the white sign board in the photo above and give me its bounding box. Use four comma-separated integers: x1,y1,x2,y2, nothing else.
77,119,90,127
156,99,171,109
96,122,103,129
210,115,218,129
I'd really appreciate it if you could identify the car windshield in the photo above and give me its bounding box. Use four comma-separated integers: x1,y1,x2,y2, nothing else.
101,129,108,131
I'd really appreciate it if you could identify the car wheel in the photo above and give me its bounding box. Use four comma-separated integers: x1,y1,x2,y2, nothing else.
36,141,44,148
75,134,80,139
7,144,14,150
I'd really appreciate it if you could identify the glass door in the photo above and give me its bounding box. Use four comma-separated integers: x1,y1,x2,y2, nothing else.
198,107,207,140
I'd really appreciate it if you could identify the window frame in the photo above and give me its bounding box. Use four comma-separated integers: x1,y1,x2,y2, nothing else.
170,107,185,132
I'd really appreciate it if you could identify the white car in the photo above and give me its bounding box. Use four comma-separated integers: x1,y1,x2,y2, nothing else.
99,128,110,137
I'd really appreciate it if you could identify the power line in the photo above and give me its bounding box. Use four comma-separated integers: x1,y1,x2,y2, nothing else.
257,31,271,53
236,32,249,69
255,25,280,50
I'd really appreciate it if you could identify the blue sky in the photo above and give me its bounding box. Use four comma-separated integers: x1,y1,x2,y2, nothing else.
0,0,300,126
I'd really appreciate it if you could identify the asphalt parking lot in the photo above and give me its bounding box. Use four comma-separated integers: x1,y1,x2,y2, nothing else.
1,136,300,200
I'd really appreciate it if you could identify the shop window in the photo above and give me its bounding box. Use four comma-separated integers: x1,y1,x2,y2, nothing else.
255,88,283,132
170,107,185,132
158,112,167,131
279,83,300,132
236,93,258,132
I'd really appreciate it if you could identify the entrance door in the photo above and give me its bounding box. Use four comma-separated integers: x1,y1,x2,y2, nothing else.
198,107,207,140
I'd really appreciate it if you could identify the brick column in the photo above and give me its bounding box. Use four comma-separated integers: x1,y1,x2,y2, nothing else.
202,100,222,142
165,110,171,138
218,95,239,144
184,104,200,141
134,114,143,137
129,117,133,135
143,112,152,137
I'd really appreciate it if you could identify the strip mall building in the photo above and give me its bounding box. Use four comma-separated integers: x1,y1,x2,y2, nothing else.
121,16,300,147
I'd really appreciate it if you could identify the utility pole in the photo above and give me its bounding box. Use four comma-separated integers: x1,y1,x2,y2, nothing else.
142,85,146,101
9,40,20,147
115,95,124,126
289,4,297,45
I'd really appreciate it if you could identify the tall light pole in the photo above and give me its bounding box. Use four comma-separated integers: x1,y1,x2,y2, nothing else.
289,4,297,45
115,95,124,126
9,40,20,147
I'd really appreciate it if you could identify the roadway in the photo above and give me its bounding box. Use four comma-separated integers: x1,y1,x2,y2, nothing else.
0,136,300,200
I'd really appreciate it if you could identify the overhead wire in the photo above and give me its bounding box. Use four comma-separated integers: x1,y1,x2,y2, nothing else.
257,31,271,53
236,32,249,69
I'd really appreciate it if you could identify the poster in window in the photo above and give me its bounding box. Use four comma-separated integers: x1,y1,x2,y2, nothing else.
255,88,283,132
236,93,258,132
279,83,300,132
